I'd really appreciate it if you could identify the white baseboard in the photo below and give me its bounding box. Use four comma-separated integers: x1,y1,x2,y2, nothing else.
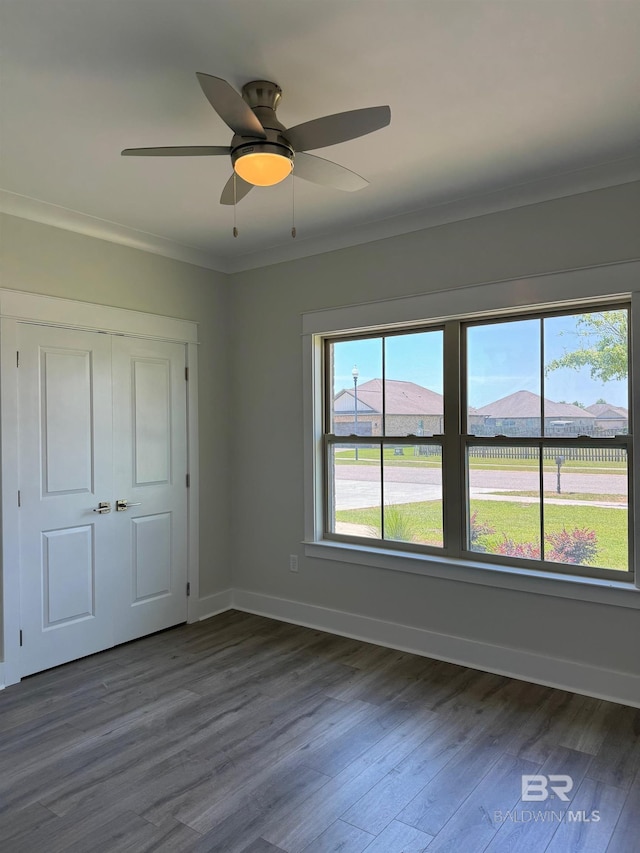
0,663,5,690
195,589,233,621
231,588,640,709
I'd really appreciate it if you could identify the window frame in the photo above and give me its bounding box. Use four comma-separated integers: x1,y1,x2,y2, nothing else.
321,305,633,582
302,260,640,604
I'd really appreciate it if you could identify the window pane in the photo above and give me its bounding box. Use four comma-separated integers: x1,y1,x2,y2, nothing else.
467,445,541,559
330,443,381,538
382,444,443,547
384,330,444,436
543,446,628,571
544,310,629,438
329,338,383,436
466,319,541,436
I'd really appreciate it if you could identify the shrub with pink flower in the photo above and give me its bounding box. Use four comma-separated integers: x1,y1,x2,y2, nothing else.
469,511,495,552
495,537,541,560
546,526,598,564
468,514,598,566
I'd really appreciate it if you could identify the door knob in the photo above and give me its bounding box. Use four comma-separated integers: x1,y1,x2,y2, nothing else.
116,499,142,512
92,502,111,514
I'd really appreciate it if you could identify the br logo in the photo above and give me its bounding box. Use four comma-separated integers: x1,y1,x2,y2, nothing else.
521,775,573,801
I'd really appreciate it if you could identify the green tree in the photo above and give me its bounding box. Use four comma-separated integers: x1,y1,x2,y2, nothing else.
545,311,628,381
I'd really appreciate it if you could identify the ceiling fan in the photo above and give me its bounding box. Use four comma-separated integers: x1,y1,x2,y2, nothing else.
122,74,391,205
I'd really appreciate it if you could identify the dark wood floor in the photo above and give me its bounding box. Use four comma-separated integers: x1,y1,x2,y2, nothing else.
1,610,639,853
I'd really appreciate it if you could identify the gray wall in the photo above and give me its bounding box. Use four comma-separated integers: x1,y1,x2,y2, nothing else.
229,182,640,677
2,182,639,683
1,213,232,598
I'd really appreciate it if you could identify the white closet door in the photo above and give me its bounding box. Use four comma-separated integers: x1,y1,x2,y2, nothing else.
17,325,115,676
110,337,189,643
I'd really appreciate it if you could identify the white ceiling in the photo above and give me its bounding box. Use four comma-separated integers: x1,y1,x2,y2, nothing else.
2,0,640,273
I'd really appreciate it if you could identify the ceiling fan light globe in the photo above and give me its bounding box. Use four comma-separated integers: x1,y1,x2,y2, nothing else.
234,151,292,186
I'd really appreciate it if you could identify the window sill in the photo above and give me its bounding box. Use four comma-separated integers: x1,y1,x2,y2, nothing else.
303,539,640,610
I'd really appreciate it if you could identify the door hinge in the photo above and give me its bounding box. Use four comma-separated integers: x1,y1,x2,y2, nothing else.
186,582,191,597
16,351,19,367
17,490,21,507
19,629,23,647
186,473,190,488
185,366,189,381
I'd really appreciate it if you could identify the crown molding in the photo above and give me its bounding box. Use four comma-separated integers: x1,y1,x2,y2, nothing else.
2,154,639,276
0,190,227,273
225,155,640,273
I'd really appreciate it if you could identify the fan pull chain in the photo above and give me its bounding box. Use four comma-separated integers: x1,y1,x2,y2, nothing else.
291,174,296,239
232,173,238,238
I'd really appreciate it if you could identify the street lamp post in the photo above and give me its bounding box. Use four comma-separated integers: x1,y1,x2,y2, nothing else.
352,365,359,461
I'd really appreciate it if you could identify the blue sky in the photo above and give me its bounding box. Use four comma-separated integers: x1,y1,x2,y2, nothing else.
332,313,628,408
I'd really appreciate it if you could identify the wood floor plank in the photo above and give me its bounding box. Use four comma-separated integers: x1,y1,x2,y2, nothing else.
605,769,640,852
1,610,638,853
239,840,288,853
558,697,615,756
0,723,108,814
299,819,374,852
64,687,201,737
239,840,287,853
0,802,57,843
398,681,548,835
262,707,441,853
96,750,220,828
397,677,551,836
483,746,593,853
506,688,585,763
171,699,372,832
5,805,149,853
544,777,628,853
358,819,432,852
63,814,202,853
340,703,500,835
186,764,331,853
397,729,506,835
0,682,107,735
300,701,414,777
587,705,640,789
425,753,541,853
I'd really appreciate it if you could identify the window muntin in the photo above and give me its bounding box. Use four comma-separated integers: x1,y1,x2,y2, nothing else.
323,304,632,580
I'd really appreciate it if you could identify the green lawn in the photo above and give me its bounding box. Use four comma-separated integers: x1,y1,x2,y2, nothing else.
335,499,628,571
501,491,626,503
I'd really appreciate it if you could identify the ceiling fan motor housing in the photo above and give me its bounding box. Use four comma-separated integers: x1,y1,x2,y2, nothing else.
232,80,295,182
241,80,282,110
230,139,294,169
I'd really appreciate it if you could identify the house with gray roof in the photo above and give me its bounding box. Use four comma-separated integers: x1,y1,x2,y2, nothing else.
470,389,597,436
585,402,629,435
333,378,443,436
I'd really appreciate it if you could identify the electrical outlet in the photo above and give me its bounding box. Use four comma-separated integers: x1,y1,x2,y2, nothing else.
289,554,299,572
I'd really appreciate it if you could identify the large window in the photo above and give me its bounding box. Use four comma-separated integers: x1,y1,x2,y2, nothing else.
322,304,633,581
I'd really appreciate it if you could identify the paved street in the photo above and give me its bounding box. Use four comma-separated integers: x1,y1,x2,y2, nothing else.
333,463,627,510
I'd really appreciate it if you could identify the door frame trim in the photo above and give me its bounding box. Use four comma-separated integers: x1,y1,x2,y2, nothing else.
0,288,200,687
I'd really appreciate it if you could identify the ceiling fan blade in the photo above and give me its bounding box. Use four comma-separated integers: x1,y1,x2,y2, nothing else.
121,146,231,156
196,73,266,139
286,105,390,152
293,152,369,191
220,173,254,205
